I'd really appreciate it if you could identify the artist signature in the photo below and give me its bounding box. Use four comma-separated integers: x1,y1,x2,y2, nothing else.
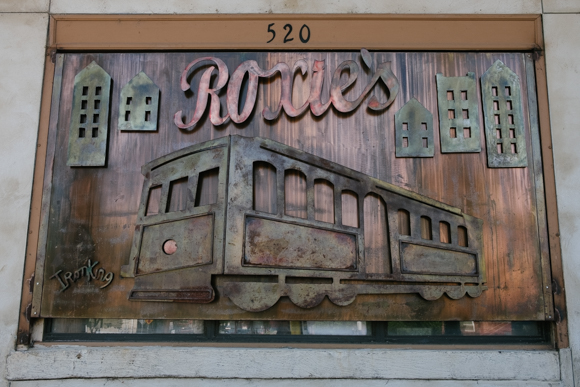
50,259,114,292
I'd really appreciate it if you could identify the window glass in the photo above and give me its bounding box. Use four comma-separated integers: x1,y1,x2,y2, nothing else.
49,319,204,335
46,319,544,341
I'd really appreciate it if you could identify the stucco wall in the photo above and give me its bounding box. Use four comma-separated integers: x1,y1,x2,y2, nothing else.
544,10,580,387
1,1,579,386
0,10,48,387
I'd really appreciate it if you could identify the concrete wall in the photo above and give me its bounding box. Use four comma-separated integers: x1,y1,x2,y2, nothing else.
1,0,580,386
0,8,49,387
544,8,580,387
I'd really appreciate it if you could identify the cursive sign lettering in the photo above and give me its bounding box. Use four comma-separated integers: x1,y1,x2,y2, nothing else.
174,49,399,130
50,259,114,292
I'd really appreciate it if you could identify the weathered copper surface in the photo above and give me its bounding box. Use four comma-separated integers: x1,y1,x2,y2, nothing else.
120,137,229,302
244,217,358,270
121,136,485,311
118,72,160,132
481,60,528,168
395,98,434,157
223,136,485,311
38,52,551,322
136,214,214,275
67,61,111,166
400,242,477,276
436,72,481,153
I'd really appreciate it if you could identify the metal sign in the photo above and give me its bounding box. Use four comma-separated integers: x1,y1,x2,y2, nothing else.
37,51,551,322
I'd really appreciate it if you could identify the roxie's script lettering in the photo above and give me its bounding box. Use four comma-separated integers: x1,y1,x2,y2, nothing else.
174,49,400,129
50,259,114,292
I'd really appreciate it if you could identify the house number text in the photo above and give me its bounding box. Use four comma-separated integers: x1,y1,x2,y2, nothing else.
267,23,311,44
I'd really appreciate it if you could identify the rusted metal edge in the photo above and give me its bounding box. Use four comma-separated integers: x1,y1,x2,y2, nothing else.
223,282,488,312
31,54,65,317
532,53,568,347
256,137,461,214
16,50,56,348
525,54,554,321
129,287,214,303
145,138,229,173
259,143,360,182
373,181,462,215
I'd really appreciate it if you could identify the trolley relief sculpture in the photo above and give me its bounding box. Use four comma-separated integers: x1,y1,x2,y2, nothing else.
121,136,486,312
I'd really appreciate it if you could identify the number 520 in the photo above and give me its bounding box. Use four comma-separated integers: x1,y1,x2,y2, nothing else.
267,23,311,44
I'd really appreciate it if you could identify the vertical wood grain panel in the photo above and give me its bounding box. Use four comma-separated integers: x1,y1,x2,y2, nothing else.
364,194,391,275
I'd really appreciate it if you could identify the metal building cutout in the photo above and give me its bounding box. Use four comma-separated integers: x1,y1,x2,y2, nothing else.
122,136,486,312
436,73,481,153
67,61,111,167
118,72,160,132
395,98,434,158
481,60,527,168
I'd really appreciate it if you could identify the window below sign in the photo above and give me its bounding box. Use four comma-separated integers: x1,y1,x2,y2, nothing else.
43,319,549,345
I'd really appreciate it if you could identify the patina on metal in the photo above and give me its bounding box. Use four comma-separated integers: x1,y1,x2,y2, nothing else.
436,72,481,153
124,136,486,312
38,52,551,323
244,216,358,270
481,60,528,168
118,72,160,132
67,61,111,167
395,98,434,158
120,137,231,303
224,136,485,311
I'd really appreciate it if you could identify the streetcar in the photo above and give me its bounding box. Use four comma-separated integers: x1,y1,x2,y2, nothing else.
122,136,486,312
